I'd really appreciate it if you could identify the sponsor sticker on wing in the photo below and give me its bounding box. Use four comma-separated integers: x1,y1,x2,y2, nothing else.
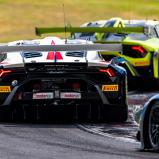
33,92,53,99
60,92,81,99
0,86,11,92
102,85,118,91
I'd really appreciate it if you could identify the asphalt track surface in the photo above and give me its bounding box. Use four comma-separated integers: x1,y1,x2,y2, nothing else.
0,92,158,159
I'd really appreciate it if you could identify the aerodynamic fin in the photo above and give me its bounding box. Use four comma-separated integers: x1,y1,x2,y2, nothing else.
35,27,144,36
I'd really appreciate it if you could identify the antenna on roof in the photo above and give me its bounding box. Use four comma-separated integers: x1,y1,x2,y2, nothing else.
127,0,132,21
63,4,67,44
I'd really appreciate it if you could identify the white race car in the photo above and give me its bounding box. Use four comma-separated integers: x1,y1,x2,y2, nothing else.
0,37,128,122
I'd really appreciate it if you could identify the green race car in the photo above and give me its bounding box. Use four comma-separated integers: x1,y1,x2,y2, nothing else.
75,18,159,89
35,18,159,89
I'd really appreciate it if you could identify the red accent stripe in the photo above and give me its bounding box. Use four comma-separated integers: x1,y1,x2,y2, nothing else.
46,40,63,60
55,51,63,60
47,51,54,60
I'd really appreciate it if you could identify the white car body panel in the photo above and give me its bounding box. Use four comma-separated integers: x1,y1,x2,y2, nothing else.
0,37,108,68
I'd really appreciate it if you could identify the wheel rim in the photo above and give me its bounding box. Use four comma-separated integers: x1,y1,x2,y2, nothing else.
149,104,159,148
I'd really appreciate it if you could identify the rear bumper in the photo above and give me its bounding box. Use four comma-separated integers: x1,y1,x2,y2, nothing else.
1,85,116,106
0,71,127,107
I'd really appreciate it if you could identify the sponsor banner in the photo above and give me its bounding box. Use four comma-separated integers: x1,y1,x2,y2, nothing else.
102,84,118,91
60,92,81,99
33,92,53,99
0,86,11,92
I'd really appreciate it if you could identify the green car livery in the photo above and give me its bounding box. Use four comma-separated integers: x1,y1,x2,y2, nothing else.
35,17,159,89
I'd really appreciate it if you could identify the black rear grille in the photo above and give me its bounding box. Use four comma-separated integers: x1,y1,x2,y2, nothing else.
25,62,88,74
22,79,91,92
135,66,151,76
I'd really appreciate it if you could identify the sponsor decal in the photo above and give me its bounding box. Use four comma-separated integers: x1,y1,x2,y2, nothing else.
60,92,81,99
33,92,53,99
134,61,149,66
102,84,118,91
0,86,11,92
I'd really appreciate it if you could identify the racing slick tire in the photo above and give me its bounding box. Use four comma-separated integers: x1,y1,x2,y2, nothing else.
142,101,159,151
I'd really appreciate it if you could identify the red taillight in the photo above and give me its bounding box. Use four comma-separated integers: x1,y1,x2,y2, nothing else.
0,69,12,77
99,68,115,77
131,46,145,54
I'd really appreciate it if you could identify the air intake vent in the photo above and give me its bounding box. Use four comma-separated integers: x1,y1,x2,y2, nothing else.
65,52,84,57
23,52,42,58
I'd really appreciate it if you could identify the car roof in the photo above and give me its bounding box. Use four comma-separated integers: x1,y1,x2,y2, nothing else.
81,20,107,27
123,19,159,27
83,18,159,28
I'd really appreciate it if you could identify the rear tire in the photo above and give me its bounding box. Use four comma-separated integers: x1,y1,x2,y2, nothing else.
142,101,159,150
148,102,159,150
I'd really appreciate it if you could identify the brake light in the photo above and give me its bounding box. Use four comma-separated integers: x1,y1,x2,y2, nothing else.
0,69,12,77
99,68,115,77
131,46,145,54
123,45,147,58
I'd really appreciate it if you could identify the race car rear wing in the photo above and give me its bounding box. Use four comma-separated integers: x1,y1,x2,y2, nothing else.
0,44,122,70
0,44,122,53
0,44,122,77
35,26,145,36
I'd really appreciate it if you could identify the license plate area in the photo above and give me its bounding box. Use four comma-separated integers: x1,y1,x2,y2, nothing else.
33,92,54,99
60,92,81,99
32,92,81,99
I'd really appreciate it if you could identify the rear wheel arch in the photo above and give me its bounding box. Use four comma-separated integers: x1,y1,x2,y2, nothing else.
142,99,159,150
